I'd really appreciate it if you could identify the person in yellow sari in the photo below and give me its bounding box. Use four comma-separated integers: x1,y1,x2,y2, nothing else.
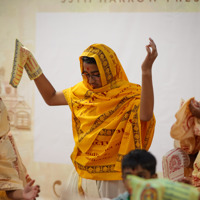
9,38,157,199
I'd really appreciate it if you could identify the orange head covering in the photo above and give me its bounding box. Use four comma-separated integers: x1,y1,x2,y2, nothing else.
79,43,128,91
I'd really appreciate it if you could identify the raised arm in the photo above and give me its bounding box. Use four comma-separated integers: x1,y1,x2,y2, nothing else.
9,39,68,106
34,74,68,106
140,38,158,121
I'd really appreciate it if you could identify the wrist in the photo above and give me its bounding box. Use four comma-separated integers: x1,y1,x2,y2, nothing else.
6,190,23,200
142,69,152,76
22,190,26,200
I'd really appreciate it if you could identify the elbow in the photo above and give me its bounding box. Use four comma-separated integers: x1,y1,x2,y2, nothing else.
45,100,54,106
44,92,57,106
45,98,55,106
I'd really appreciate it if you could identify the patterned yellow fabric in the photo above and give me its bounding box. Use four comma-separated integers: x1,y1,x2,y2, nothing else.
63,44,156,180
9,39,42,88
127,175,199,200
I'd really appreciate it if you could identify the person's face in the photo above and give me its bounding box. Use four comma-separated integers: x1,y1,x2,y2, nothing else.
82,62,102,89
122,166,157,191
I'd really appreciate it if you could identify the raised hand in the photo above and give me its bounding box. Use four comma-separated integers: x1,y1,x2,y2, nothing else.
141,38,158,73
140,38,158,121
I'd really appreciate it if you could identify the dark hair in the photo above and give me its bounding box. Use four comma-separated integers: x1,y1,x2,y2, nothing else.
122,149,156,175
82,56,96,64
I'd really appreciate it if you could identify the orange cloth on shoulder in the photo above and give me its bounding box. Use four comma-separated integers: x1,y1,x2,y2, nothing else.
63,44,156,180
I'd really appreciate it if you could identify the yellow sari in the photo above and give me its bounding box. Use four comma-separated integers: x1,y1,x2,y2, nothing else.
63,44,156,180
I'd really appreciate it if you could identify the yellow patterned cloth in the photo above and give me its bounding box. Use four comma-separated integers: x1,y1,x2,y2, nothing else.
0,98,27,199
63,44,156,180
127,175,199,200
9,39,42,88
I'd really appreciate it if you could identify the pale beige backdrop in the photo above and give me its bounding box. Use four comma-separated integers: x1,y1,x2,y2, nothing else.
0,0,200,199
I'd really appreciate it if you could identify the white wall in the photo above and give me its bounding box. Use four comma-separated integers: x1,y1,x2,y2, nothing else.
34,13,200,172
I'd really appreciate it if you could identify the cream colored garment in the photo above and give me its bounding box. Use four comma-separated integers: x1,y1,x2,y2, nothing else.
60,167,99,200
192,151,200,187
96,179,125,199
170,98,200,187
59,167,125,200
0,98,10,138
162,148,190,181
171,98,200,154
0,98,27,199
0,134,24,190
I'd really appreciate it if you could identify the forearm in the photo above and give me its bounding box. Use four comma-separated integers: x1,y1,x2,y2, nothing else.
6,190,23,200
140,70,154,121
139,38,157,121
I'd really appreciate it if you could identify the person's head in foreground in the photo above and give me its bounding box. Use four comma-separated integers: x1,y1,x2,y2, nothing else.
122,149,157,191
